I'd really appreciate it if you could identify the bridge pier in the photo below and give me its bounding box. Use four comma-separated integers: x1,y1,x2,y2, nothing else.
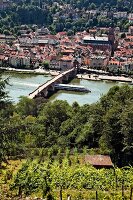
40,90,48,98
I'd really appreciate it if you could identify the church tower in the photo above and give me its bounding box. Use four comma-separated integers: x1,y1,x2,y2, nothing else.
108,27,115,55
108,27,115,46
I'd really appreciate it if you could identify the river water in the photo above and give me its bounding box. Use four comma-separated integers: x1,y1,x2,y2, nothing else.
3,72,123,105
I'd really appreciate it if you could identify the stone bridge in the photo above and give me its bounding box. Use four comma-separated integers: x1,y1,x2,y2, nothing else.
29,68,77,99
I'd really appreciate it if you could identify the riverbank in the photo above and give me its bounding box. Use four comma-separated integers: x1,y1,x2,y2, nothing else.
77,74,133,83
1,67,133,84
0,67,60,76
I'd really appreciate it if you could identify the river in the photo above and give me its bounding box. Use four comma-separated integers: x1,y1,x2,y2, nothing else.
3,72,124,105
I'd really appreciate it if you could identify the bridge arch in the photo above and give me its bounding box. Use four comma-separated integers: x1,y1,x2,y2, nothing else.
62,74,69,82
55,79,62,84
47,84,55,92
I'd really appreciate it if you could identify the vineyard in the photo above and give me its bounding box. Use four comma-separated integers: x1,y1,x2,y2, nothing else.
0,158,133,200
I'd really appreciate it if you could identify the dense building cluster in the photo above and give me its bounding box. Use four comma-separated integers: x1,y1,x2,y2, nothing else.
0,25,133,73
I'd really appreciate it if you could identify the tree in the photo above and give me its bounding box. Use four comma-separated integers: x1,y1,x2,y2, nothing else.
0,72,9,109
72,101,80,113
67,30,74,36
99,85,133,166
89,3,96,10
39,100,71,134
0,72,13,166
42,61,50,70
120,102,133,165
65,22,72,29
3,29,11,35
16,96,37,117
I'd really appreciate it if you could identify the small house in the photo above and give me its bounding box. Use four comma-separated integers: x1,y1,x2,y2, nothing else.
84,155,113,168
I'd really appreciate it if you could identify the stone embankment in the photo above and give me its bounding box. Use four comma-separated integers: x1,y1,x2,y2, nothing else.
77,74,133,83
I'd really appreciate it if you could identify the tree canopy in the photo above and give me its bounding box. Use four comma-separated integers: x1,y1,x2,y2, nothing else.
0,0,133,35
0,80,133,166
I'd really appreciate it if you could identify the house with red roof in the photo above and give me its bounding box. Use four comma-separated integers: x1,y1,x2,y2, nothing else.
108,59,121,71
84,155,113,168
59,55,74,70
56,32,67,39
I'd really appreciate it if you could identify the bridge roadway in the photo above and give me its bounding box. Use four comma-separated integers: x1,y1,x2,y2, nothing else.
29,68,77,99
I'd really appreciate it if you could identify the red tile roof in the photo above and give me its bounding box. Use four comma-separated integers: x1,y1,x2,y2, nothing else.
0,55,5,60
57,32,67,36
109,60,121,65
60,55,73,61
85,155,113,167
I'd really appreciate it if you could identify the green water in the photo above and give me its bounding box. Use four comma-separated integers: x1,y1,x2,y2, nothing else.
3,72,124,105
50,78,119,105
3,72,52,103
